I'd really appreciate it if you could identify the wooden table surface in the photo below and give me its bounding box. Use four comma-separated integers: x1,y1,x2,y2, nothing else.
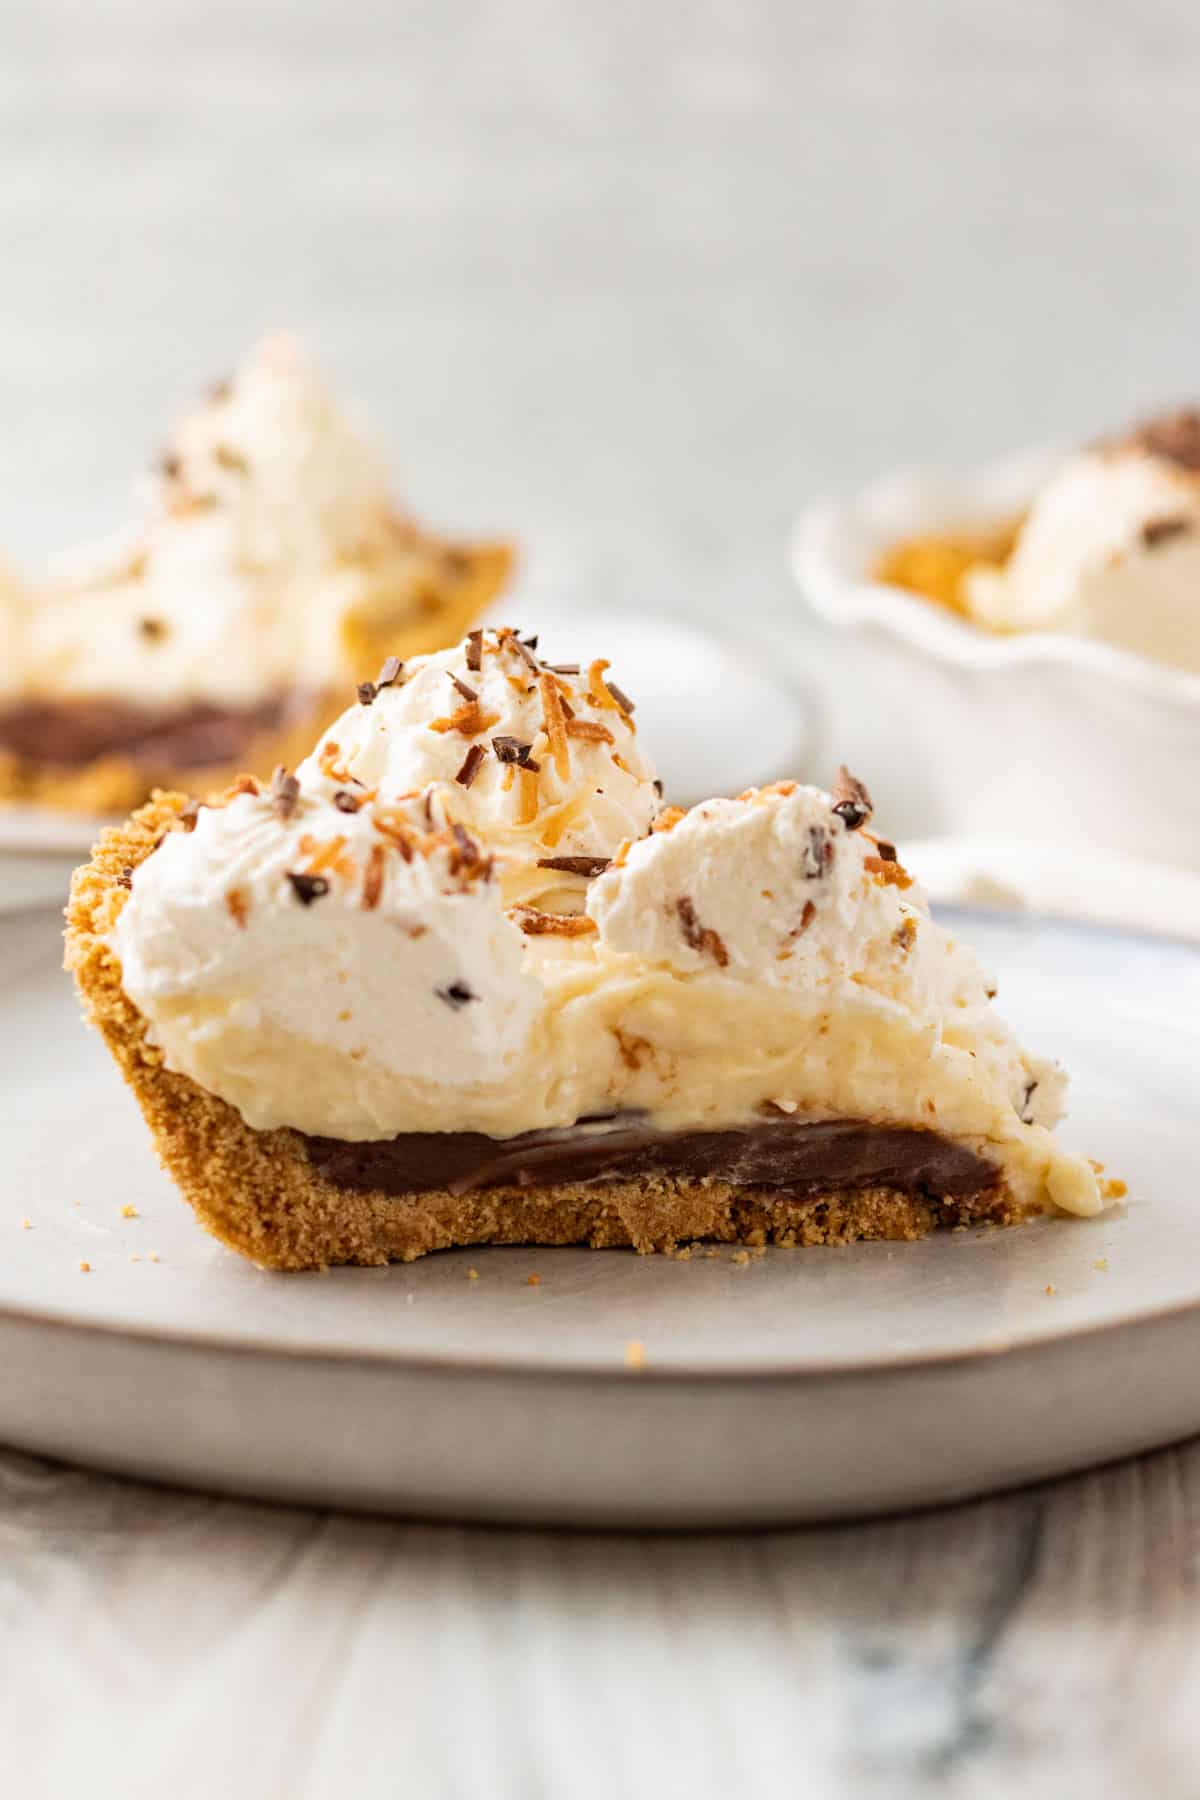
5,1438,1198,1799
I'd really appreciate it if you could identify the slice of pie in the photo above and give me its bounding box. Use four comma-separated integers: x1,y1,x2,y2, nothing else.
1,335,511,814
66,626,1109,1269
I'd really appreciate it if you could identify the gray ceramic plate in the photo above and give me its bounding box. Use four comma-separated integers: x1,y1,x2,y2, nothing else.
1,906,1196,1527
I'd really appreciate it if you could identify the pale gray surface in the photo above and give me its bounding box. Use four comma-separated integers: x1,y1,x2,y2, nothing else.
5,1,1200,1788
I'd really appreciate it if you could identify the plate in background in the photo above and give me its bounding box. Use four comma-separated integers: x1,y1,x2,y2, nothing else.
1,905,1197,1527
0,806,112,913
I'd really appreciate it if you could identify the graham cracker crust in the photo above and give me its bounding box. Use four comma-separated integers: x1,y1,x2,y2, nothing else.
66,792,1026,1271
4,541,511,815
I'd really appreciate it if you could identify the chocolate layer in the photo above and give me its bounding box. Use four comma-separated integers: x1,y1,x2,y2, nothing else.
305,1115,1000,1201
0,690,317,771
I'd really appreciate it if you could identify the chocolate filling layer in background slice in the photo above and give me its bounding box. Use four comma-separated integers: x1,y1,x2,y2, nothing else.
305,1116,1000,1201
0,690,317,771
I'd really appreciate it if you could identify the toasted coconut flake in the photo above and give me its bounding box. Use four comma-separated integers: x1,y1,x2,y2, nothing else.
373,805,416,860
587,658,622,711
318,740,355,785
509,905,599,938
539,790,588,848
676,895,728,966
565,717,614,744
864,855,913,890
225,887,249,929
538,672,571,781
361,842,386,910
218,773,261,805
429,700,500,737
515,764,540,825
304,835,350,877
652,806,686,834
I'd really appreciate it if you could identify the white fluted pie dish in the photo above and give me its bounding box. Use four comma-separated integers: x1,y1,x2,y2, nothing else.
792,446,1200,871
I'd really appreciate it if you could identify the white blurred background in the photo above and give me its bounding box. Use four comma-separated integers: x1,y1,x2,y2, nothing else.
3,0,1199,793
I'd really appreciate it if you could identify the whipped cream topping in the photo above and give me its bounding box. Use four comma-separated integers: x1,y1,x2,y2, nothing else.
298,631,659,904
15,335,463,710
110,632,1104,1217
965,412,1200,672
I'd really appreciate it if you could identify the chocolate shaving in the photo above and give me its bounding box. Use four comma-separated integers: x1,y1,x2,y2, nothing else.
286,871,330,906
455,743,487,788
437,980,478,1009
492,735,540,771
465,629,484,672
179,799,202,832
874,839,898,864
607,680,635,715
522,634,539,651
1141,515,1192,549
270,765,301,820
545,663,580,675
448,671,478,702
510,635,541,675
159,452,182,480
801,827,833,880
832,766,873,831
117,866,134,890
451,821,482,869
676,896,729,967
138,617,167,643
1125,408,1200,473
536,855,611,877
1020,1078,1038,1124
653,779,664,798
333,790,361,814
357,681,378,707
376,655,403,689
